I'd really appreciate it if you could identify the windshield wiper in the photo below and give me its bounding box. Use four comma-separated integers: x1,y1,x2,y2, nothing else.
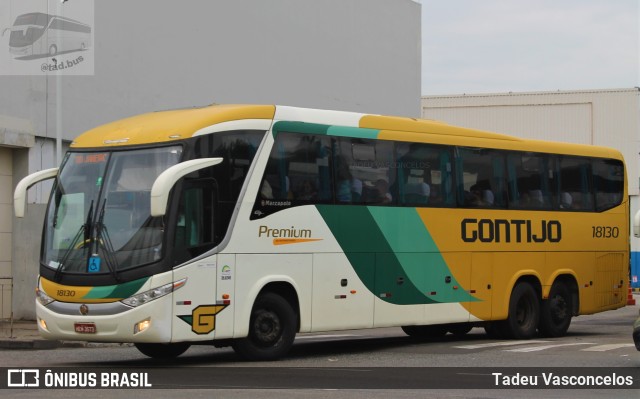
92,199,121,282
54,200,93,282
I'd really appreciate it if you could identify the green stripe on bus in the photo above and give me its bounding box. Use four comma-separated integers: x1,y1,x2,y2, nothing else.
317,205,477,305
316,205,438,305
368,207,477,303
272,121,379,139
326,126,379,139
272,121,329,137
84,277,149,300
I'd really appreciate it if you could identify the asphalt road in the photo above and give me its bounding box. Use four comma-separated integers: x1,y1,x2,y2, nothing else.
1,302,639,398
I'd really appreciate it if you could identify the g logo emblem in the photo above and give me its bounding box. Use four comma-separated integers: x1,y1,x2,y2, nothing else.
178,305,228,335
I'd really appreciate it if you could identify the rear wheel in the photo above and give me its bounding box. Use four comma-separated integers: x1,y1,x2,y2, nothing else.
538,281,572,337
232,292,297,361
134,342,190,359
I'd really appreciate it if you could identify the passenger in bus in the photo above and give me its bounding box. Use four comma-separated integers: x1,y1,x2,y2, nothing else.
260,180,274,199
529,189,544,207
351,177,363,202
336,157,353,202
405,182,430,205
297,179,317,201
373,179,393,204
468,184,493,207
560,192,573,209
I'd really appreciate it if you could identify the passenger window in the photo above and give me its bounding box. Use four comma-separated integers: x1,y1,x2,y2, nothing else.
335,137,395,205
396,142,454,206
457,148,506,208
593,158,623,211
507,153,551,209
558,157,594,211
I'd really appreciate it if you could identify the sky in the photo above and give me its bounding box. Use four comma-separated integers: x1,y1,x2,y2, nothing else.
421,0,639,95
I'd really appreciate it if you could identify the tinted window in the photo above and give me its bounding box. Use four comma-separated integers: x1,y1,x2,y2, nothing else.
557,157,594,211
457,148,506,208
593,158,624,211
507,153,552,209
335,137,395,205
396,142,454,206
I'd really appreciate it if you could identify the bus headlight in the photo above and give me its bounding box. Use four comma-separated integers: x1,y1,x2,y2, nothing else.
36,287,55,306
120,278,187,307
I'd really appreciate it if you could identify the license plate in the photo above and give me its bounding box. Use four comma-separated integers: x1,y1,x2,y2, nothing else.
74,322,97,334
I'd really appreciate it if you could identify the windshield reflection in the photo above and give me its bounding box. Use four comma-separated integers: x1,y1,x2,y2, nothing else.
44,146,182,275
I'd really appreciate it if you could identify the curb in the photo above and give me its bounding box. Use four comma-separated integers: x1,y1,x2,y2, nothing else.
0,339,89,350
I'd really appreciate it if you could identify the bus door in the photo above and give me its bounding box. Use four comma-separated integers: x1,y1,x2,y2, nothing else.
171,179,230,341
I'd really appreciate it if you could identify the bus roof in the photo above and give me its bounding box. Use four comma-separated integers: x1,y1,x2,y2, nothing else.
12,12,90,28
70,104,623,160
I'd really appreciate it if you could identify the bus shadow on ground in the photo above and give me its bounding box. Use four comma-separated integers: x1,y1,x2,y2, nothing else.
68,327,607,368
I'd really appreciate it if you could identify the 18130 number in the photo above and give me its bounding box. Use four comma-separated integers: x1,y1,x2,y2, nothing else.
592,226,619,238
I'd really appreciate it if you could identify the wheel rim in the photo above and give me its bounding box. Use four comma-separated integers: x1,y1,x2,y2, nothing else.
516,295,535,329
252,309,282,347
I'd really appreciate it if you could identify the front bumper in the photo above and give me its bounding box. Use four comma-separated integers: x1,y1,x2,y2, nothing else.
36,294,174,343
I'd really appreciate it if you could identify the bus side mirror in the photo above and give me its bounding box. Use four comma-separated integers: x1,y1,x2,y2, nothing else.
14,168,59,218
634,210,640,238
150,158,223,217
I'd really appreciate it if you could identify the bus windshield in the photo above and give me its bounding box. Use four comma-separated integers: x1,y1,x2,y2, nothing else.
9,13,50,47
43,146,182,275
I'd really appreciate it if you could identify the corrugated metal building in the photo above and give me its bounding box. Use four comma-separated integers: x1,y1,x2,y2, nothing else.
422,88,640,288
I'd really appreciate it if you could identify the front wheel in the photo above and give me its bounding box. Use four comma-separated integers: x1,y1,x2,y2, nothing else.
134,342,190,359
538,281,572,337
232,292,297,361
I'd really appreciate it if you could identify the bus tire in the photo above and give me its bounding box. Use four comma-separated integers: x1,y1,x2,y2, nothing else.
538,281,572,337
134,342,190,359
232,292,297,361
49,44,57,56
401,324,448,338
503,282,540,339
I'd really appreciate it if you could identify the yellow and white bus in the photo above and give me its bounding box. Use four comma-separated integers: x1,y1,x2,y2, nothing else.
14,104,628,360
